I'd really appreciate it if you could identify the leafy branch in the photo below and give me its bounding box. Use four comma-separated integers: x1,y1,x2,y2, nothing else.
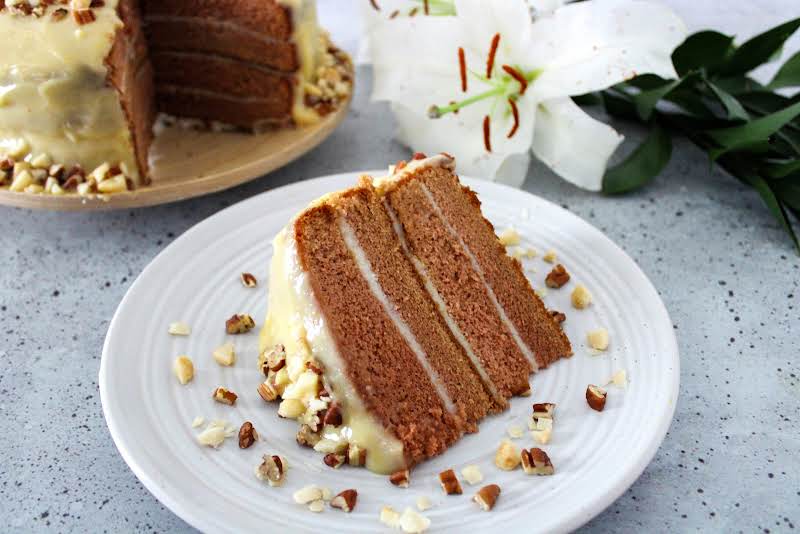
578,17,800,252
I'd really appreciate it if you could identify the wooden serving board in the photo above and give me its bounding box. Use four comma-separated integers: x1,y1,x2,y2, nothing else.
0,97,350,211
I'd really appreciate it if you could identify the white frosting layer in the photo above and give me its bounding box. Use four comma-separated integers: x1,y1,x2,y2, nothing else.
261,227,405,474
0,4,139,178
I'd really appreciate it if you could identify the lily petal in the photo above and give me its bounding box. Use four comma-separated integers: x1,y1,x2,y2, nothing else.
526,0,687,101
531,98,623,191
392,100,534,185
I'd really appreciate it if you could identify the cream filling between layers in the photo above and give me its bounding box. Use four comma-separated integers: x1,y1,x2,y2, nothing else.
261,227,405,474
279,0,323,126
0,4,140,180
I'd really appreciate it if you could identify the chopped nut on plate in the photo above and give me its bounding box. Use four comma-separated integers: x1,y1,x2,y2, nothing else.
460,464,483,485
586,384,608,411
587,328,609,351
494,439,520,471
238,421,258,449
380,506,402,528
240,272,258,288
415,495,432,511
498,227,521,246
346,443,367,466
389,469,410,488
255,455,286,487
532,402,556,421
399,507,431,533
521,448,555,476
323,453,346,468
608,369,628,388
543,249,557,263
545,264,571,288
277,398,304,418
330,489,358,512
438,469,462,495
257,381,279,402
308,500,325,513
212,342,236,366
168,321,191,336
225,313,255,334
293,485,323,504
212,387,238,406
473,484,501,511
571,284,593,309
191,416,204,428
196,420,232,448
531,428,552,445
549,310,566,325
507,424,524,439
173,355,194,385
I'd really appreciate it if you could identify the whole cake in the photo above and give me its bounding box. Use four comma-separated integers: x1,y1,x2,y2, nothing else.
0,0,351,196
259,154,572,474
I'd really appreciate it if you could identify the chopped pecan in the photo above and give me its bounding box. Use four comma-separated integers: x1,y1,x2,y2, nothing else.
545,264,570,288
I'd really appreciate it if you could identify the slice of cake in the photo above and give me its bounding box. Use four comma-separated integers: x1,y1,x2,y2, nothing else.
259,153,572,474
0,0,351,196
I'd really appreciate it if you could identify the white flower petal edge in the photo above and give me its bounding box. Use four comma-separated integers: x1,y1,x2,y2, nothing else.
531,98,624,191
527,0,687,101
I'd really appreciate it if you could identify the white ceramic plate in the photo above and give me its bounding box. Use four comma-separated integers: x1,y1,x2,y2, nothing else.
100,173,679,533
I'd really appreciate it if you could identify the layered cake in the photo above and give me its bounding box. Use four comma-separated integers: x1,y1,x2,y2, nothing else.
0,0,351,196
259,154,572,474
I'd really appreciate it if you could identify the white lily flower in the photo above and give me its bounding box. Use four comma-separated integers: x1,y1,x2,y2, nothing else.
367,0,687,189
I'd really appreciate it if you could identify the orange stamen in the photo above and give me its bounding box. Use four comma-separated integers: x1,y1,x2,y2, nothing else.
501,65,528,95
507,98,519,139
486,33,500,79
483,115,492,152
458,47,467,92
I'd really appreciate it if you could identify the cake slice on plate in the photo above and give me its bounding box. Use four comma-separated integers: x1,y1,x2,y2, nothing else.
259,153,572,474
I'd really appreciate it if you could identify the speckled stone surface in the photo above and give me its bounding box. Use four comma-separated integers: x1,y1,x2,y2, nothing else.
2,4,800,533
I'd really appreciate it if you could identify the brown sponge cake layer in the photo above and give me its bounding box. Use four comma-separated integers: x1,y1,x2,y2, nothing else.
295,201,463,467
107,0,156,183
384,175,534,398
414,167,572,367
145,17,298,72
338,182,500,429
156,87,292,129
150,51,293,100
141,0,293,39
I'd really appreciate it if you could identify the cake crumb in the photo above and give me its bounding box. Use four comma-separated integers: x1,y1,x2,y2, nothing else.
608,369,627,388
498,227,521,246
173,355,194,385
212,342,236,366
399,507,431,533
461,464,484,485
531,428,552,445
380,506,402,528
571,284,593,309
415,495,432,511
191,416,204,428
308,500,325,513
522,247,537,258
543,249,557,263
507,424,524,439
587,328,609,351
168,321,191,336
509,246,525,260
494,440,520,471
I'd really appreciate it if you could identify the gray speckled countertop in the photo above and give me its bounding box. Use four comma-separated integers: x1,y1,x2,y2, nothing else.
2,2,800,532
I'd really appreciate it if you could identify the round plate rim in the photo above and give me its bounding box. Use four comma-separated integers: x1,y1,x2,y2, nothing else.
100,172,680,533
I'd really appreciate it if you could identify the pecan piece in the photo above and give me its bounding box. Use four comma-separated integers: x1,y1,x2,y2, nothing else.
473,484,501,511
389,469,410,488
225,313,255,334
545,264,570,288
438,469,462,495
586,384,607,411
521,448,554,475
212,387,238,406
330,489,358,512
238,421,258,449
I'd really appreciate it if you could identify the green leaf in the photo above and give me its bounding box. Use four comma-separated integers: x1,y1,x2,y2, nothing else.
572,93,603,106
720,17,800,76
769,50,800,89
774,181,800,211
634,78,684,121
601,90,640,121
603,124,672,195
712,76,766,95
672,31,734,76
746,174,800,252
706,99,800,159
764,159,800,179
705,81,749,121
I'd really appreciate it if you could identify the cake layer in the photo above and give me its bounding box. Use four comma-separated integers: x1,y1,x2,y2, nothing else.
144,16,298,71
107,0,156,183
337,182,501,428
415,164,573,367
382,165,535,397
142,0,293,39
156,87,292,129
295,201,464,467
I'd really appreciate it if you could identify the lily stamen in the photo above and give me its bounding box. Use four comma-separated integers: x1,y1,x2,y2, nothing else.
424,0,430,15
458,47,467,92
486,33,501,78
370,0,380,10
507,98,519,138
483,115,492,152
501,65,528,95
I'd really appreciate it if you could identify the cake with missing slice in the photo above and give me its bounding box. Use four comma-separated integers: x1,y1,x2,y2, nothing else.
259,153,571,474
